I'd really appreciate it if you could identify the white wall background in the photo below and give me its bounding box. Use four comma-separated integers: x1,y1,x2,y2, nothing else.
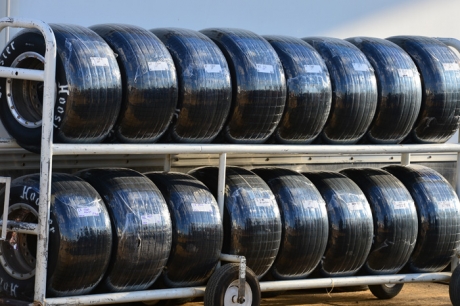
0,0,458,141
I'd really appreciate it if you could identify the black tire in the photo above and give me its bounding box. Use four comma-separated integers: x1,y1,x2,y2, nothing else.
151,28,231,143
340,168,418,274
204,263,261,306
347,37,422,144
90,24,178,143
189,166,282,279
75,168,172,292
144,172,223,287
302,171,373,276
303,37,378,144
201,28,286,144
0,173,112,301
450,263,460,306
383,165,460,272
387,36,460,143
369,283,404,299
0,24,122,153
263,35,332,144
252,167,328,279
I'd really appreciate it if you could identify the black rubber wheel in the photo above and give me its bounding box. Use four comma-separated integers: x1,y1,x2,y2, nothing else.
144,172,223,287
75,168,172,292
0,24,122,153
303,37,378,144
252,167,328,279
189,166,282,279
204,263,261,306
151,28,231,143
302,171,373,276
387,36,460,143
201,28,286,143
347,37,422,144
340,168,418,274
90,24,178,143
369,283,404,299
263,35,332,144
383,165,460,272
450,263,460,306
0,173,112,301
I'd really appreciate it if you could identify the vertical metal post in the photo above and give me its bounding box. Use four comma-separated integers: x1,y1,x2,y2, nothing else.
0,177,11,240
5,0,10,44
163,154,171,172
217,153,227,220
401,153,410,166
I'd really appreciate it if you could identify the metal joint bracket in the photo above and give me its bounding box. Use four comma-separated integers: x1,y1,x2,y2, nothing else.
0,176,11,241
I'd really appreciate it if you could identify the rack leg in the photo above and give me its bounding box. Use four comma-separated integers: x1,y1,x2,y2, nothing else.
401,153,411,166
164,154,172,172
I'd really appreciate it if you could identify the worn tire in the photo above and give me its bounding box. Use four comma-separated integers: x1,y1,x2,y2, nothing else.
76,168,172,292
383,165,460,272
189,166,282,279
144,172,223,287
303,37,378,144
302,171,373,276
201,28,286,143
90,24,177,143
252,167,328,279
0,24,122,152
204,263,261,306
151,28,231,143
450,263,460,306
387,36,460,143
0,173,112,301
263,35,331,143
369,283,404,299
347,37,422,144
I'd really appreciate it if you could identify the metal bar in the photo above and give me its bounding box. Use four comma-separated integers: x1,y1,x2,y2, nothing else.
0,66,44,81
5,0,10,44
163,154,171,172
259,272,451,292
52,143,460,155
0,176,11,240
217,153,226,220
220,253,245,263
45,287,206,305
237,256,246,303
401,153,411,166
0,220,38,235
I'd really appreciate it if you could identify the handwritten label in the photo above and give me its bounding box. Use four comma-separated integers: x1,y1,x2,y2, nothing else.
90,57,109,67
304,65,322,73
191,203,213,212
141,214,162,224
77,207,100,217
398,69,414,77
443,63,460,71
256,64,274,73
347,202,363,211
352,63,369,72
204,64,222,73
148,61,168,71
393,200,411,209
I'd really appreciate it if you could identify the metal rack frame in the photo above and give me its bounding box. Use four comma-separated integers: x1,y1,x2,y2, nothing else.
0,17,458,306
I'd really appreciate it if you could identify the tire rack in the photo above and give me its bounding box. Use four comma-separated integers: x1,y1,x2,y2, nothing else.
0,17,458,306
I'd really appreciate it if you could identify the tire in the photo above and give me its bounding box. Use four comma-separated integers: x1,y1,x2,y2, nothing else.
0,24,122,153
263,35,332,144
252,167,328,279
302,171,373,276
0,173,112,301
383,165,460,272
90,24,178,143
340,168,418,274
369,283,404,299
189,166,282,279
75,168,172,292
347,37,422,144
302,37,378,144
387,36,460,143
201,28,286,144
204,263,261,306
450,263,460,306
151,28,231,143
144,172,223,287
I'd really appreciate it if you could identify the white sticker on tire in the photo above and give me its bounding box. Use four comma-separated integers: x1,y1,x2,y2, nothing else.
443,63,460,71
141,213,162,224
304,65,322,73
398,69,414,77
191,203,214,212
90,57,109,67
256,198,273,207
302,200,319,209
77,206,100,217
204,64,222,73
256,64,274,73
347,202,363,211
393,200,411,209
438,200,455,209
352,63,369,72
148,61,169,71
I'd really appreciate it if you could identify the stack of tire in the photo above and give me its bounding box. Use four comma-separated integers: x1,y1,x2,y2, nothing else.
1,24,459,152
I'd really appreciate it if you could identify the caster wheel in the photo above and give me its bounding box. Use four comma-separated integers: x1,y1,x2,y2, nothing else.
369,283,404,299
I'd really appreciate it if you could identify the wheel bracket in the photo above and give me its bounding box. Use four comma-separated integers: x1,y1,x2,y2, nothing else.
219,253,247,303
